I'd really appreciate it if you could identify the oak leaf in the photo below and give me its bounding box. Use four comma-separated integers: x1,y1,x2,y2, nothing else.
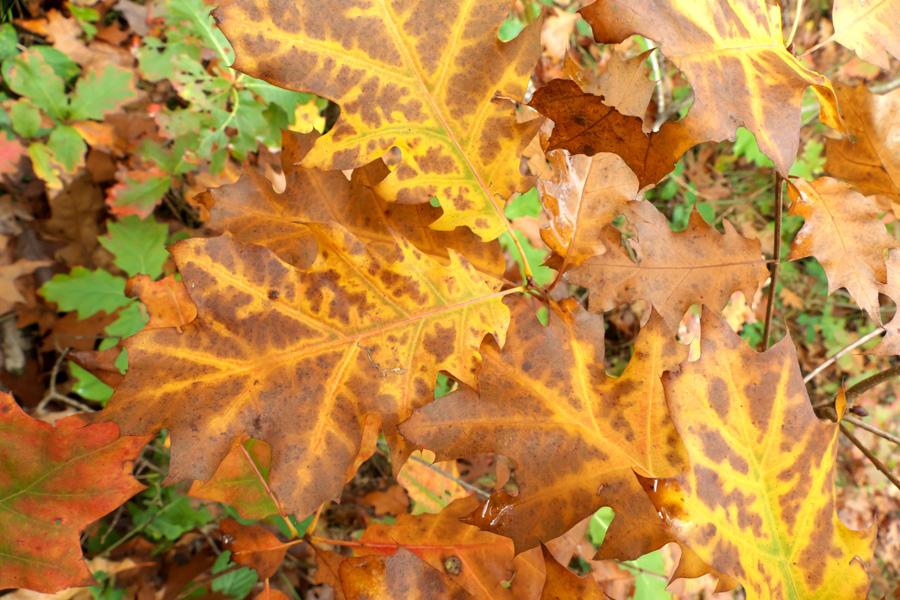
566,201,768,329
220,519,286,579
214,0,543,240
0,259,51,314
188,439,280,520
339,547,472,600
787,177,898,323
0,392,147,592
538,152,638,270
205,131,505,281
401,297,689,559
825,83,900,203
529,79,702,189
579,0,845,175
641,310,876,599
125,274,197,331
593,49,657,127
539,545,610,600
831,0,900,69
92,225,510,519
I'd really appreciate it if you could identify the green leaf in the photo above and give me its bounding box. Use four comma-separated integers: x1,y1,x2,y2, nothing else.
27,143,62,188
107,170,171,218
69,362,114,404
99,215,170,278
39,267,130,319
2,50,68,121
68,63,138,121
104,302,148,344
504,186,542,220
165,0,233,65
32,47,80,81
9,100,41,137
500,230,555,287
47,125,86,173
69,5,99,22
0,23,18,61
210,551,258,599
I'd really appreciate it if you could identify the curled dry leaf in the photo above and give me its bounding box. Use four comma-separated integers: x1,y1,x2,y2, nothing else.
220,519,286,579
205,131,505,282
825,83,900,204
215,0,543,240
538,152,638,270
787,177,899,323
0,392,148,592
402,297,689,560
641,310,876,599
580,0,845,175
530,79,703,190
831,0,900,69
339,547,472,600
0,259,52,314
91,225,510,519
567,201,769,330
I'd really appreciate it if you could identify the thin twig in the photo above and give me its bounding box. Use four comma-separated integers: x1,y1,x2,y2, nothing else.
843,415,900,446
840,424,900,491
762,174,784,349
803,328,884,383
871,76,900,95
845,364,900,403
785,0,805,47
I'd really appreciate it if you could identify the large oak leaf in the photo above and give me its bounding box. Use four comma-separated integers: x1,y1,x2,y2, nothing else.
566,201,768,329
0,392,147,592
214,0,542,240
787,177,898,322
825,83,900,204
580,0,845,175
92,225,510,518
402,297,689,559
641,310,875,599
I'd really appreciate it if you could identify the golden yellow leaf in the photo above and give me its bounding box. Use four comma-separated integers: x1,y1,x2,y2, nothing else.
580,0,845,175
642,310,876,599
831,0,900,69
214,0,543,240
92,225,510,517
402,297,689,559
787,177,899,323
566,201,769,330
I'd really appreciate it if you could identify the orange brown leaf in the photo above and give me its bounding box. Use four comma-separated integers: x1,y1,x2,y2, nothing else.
220,519,286,579
339,547,471,600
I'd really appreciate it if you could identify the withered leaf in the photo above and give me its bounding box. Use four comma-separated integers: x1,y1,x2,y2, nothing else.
831,0,900,69
338,547,472,600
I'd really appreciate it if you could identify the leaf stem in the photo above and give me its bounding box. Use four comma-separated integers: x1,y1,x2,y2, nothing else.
845,364,900,403
762,173,784,350
785,0,805,47
839,423,900,491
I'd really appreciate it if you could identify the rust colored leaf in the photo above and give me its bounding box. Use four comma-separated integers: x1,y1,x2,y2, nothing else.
402,297,689,559
339,547,471,600
215,0,543,240
363,484,410,517
538,152,638,270
205,131,505,281
825,83,900,203
188,439,280,520
787,177,898,323
314,547,347,600
92,225,510,519
220,519,286,579
832,0,900,69
0,259,52,314
566,201,768,329
642,310,876,599
539,545,610,600
530,79,703,189
0,392,147,592
125,274,197,331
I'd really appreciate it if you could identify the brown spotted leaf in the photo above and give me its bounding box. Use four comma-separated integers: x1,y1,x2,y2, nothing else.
401,297,689,559
831,0,900,69
215,0,542,240
787,177,899,323
641,310,875,599
205,131,505,281
530,79,703,189
91,225,510,519
580,0,845,175
339,547,472,600
566,201,768,330
538,152,639,271
825,83,900,204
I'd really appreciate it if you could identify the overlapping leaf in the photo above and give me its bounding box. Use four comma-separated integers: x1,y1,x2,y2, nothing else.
214,0,543,240
188,439,279,519
825,83,900,203
0,392,147,592
565,201,768,329
205,131,505,280
640,310,875,599
593,49,657,126
787,177,898,322
539,545,610,600
402,297,689,559
580,0,845,174
339,548,471,600
831,0,900,69
92,225,510,519
220,519,286,579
